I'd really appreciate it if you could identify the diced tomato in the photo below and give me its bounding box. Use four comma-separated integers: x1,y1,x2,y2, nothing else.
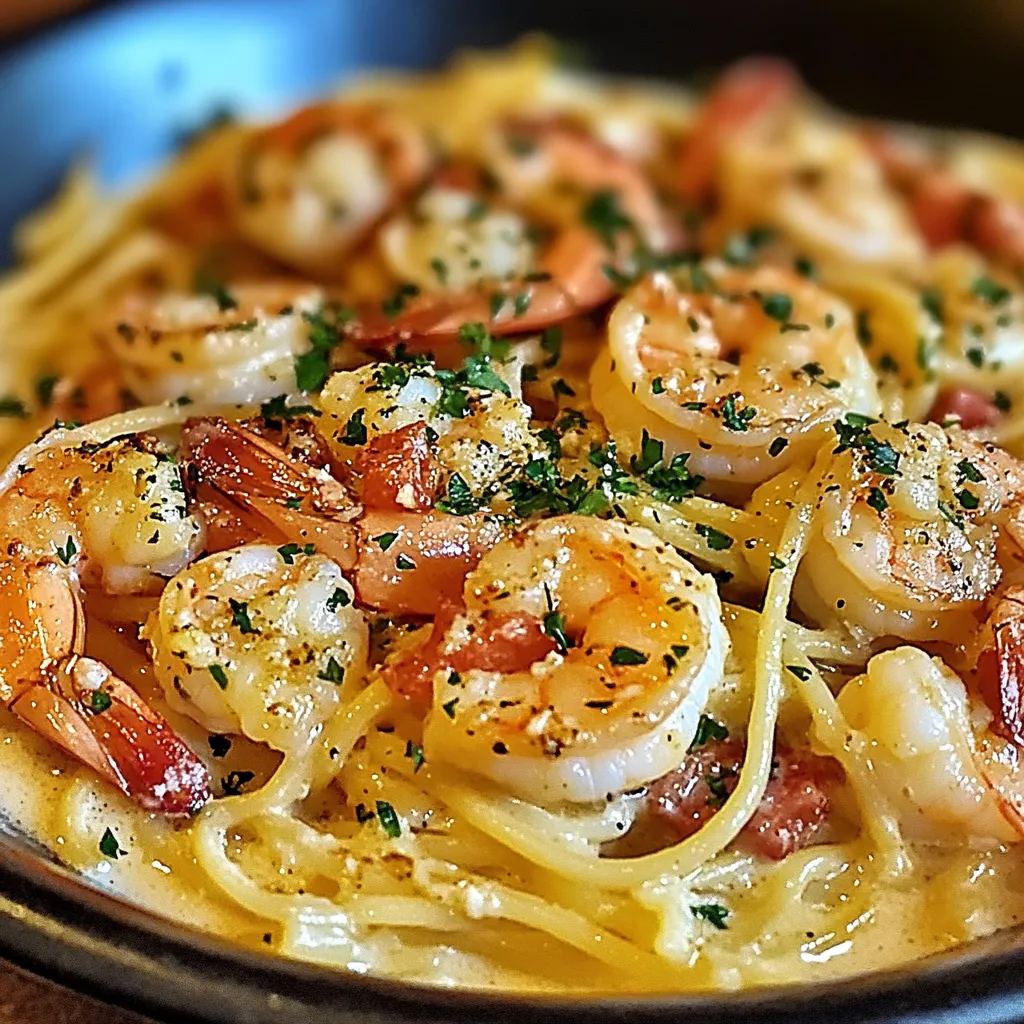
927,388,1002,430
647,739,840,860
353,422,441,512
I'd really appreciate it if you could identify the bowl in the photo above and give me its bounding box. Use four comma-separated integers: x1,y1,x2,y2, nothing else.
2,1,1024,1020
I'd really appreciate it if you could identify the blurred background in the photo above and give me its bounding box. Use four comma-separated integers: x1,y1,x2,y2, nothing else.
1,0,1023,262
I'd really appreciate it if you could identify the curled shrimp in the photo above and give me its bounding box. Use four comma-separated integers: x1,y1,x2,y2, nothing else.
144,543,368,755
102,282,335,405
0,435,210,814
685,60,923,272
381,515,730,805
227,102,431,275
867,128,1024,269
837,645,1024,842
751,418,1024,641
345,118,676,347
591,263,880,492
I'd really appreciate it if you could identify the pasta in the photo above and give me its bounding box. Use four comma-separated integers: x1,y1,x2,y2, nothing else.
5,37,1024,996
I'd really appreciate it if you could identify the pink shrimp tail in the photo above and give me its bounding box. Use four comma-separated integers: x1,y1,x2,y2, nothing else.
11,664,212,816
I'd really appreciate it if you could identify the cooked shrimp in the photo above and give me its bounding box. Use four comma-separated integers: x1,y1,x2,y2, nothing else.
685,61,923,272
677,57,796,207
922,247,1024,416
346,119,675,346
868,128,1024,269
837,646,1024,842
227,102,431,275
751,418,1024,641
318,359,544,509
0,435,210,813
103,282,338,406
591,263,880,491
180,410,508,617
382,515,730,805
144,543,368,754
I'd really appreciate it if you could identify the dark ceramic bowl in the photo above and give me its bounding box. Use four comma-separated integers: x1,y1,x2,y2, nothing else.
2,1,1024,1020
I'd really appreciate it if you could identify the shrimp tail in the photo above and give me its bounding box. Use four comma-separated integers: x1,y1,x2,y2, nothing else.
12,656,212,816
181,417,360,566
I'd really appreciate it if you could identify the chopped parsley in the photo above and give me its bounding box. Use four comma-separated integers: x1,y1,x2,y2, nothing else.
541,326,563,368
89,690,112,714
581,190,635,248
787,664,812,682
376,800,402,838
373,532,398,551
691,903,729,930
957,458,983,484
339,408,368,446
259,395,318,423
318,656,345,684
381,283,421,318
720,393,757,432
430,257,449,285
972,275,1011,306
195,269,237,312
437,473,481,516
543,610,571,655
395,553,416,570
99,827,125,860
229,599,255,634
54,536,77,565
690,714,729,750
832,414,900,476
866,487,888,513
759,292,793,322
277,542,315,564
957,489,980,510
442,697,459,719
326,587,351,612
209,664,229,690
695,523,734,551
609,646,649,666
405,740,425,773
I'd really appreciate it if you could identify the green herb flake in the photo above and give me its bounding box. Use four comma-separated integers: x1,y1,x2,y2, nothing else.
0,395,29,418
89,690,112,714
318,656,345,684
373,532,399,551
787,664,812,681
690,714,729,750
695,523,734,550
956,488,980,510
543,610,571,655
972,275,1011,306
326,587,351,612
609,646,649,666
339,408,368,446
720,393,757,432
691,903,729,930
376,800,402,838
54,535,77,565
405,740,425,773
395,553,416,570
866,486,888,513
209,664,229,690
209,735,232,758
229,598,255,634
99,827,125,860
759,292,793,322
442,697,459,719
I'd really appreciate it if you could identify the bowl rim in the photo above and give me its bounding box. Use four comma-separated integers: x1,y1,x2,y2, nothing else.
3,825,1024,1024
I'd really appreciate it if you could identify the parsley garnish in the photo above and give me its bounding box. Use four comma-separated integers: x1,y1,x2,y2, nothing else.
54,536,77,565
373,532,398,551
442,697,459,719
720,393,757,432
89,690,112,714
209,664,229,690
690,714,729,750
581,190,634,248
832,414,900,476
209,735,232,758
691,903,729,930
405,740,425,773
759,292,793,322
0,396,28,418
326,587,351,612
277,543,314,564
609,646,648,666
260,395,318,423
540,326,563,368
339,408,368,446
543,610,571,655
787,665,812,681
229,599,255,634
318,657,345,684
381,283,421,318
376,800,402,838
99,827,125,860
436,473,481,516
695,523,733,551
866,487,888,513
972,276,1011,306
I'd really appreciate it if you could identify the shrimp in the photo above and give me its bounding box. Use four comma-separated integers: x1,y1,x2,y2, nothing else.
227,102,431,275
0,435,211,814
144,544,368,754
381,515,730,805
677,57,797,207
920,247,1024,423
867,128,1024,269
684,60,923,272
837,646,1024,842
750,418,1024,642
179,392,513,616
102,282,340,406
345,119,676,347
591,263,880,492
